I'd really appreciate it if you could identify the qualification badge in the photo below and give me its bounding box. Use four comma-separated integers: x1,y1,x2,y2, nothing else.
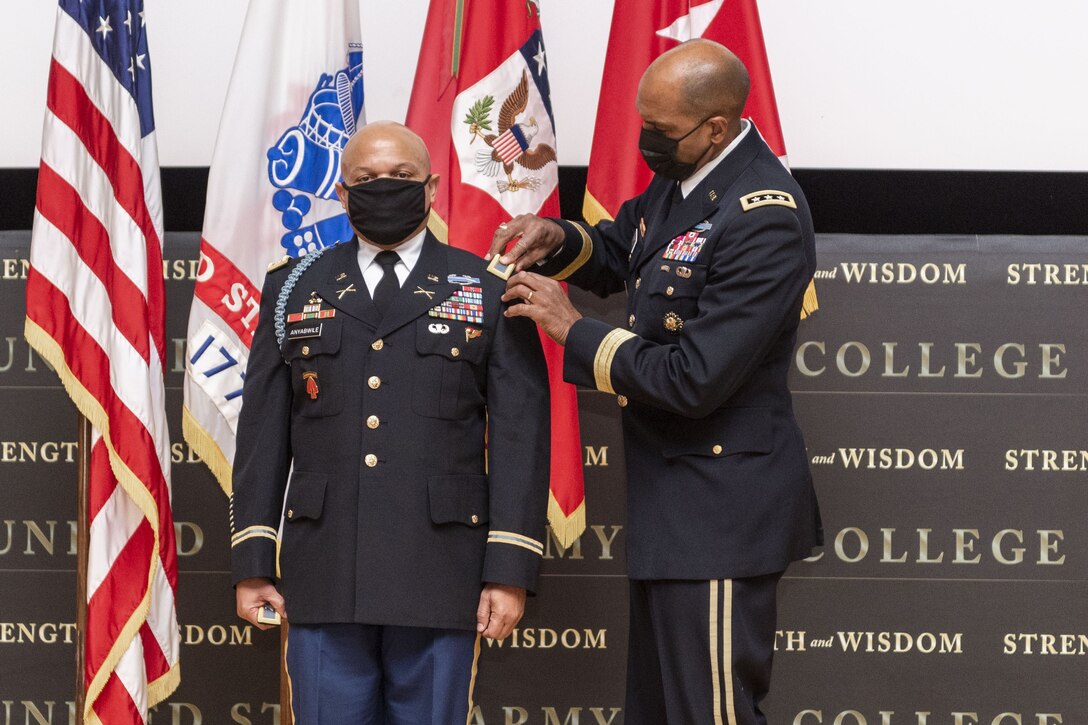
302,371,319,400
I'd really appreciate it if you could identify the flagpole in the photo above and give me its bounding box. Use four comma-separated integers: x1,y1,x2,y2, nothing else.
75,413,91,724
280,623,292,724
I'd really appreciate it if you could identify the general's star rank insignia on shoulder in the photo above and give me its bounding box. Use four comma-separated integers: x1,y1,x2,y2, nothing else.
429,286,484,325
662,230,707,263
740,190,797,212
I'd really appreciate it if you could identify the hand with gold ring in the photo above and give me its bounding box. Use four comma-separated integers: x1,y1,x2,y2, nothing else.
502,271,581,345
487,214,566,272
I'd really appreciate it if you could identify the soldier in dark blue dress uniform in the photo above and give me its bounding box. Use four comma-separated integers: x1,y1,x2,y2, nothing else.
489,40,822,725
231,122,551,724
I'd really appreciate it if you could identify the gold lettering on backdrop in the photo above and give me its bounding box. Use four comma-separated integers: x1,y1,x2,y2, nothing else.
1004,632,1088,656
795,342,1070,379
1008,261,1088,285
790,711,1063,724
1006,449,1088,472
0,521,204,557
584,446,608,467
802,528,1066,566
0,258,30,280
0,622,78,645
483,627,608,650
178,624,254,647
838,261,967,285
836,448,965,471
542,524,623,561
161,258,203,281
227,702,282,724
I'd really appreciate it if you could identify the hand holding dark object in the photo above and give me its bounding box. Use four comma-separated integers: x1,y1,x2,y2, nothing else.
501,271,582,346
486,214,566,272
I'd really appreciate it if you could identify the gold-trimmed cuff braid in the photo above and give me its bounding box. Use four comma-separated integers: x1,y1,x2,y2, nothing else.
231,525,278,548
487,530,545,556
550,222,594,281
593,329,637,394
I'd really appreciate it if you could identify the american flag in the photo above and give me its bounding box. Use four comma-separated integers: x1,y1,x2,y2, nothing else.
24,1,180,721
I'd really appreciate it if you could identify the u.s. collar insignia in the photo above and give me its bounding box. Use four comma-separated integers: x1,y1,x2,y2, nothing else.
663,312,684,334
427,274,440,283
335,272,348,281
740,190,797,212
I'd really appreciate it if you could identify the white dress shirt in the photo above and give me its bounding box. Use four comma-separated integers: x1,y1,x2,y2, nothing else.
679,119,751,199
356,229,426,296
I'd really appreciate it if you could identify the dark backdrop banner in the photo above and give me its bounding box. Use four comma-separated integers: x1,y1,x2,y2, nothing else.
1,230,1085,724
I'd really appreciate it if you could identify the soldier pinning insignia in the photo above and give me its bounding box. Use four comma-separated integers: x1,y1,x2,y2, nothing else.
663,311,684,334
302,371,319,400
740,190,797,212
268,255,291,273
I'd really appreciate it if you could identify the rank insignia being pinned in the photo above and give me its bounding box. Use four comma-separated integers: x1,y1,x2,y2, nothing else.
663,312,684,334
465,327,483,342
287,300,336,323
302,371,319,400
429,286,484,325
662,230,707,263
740,190,797,212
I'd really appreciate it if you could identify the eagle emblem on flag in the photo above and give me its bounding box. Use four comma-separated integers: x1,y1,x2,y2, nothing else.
452,30,558,216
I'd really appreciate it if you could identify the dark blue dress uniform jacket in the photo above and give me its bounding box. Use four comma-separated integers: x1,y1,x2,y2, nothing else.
540,127,823,580
230,233,551,630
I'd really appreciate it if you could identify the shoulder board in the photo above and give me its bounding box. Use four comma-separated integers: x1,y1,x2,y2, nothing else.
267,255,291,273
740,190,797,212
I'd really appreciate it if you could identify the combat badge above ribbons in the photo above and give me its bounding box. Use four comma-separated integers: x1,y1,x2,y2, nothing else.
430,286,484,325
287,294,336,323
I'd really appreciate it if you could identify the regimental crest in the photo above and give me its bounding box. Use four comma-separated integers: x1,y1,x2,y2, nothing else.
266,46,365,258
452,30,558,216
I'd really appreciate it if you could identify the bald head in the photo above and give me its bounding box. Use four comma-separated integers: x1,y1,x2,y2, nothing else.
640,39,750,125
340,121,432,182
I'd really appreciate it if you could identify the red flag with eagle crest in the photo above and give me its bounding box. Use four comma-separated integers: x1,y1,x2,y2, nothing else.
407,0,587,547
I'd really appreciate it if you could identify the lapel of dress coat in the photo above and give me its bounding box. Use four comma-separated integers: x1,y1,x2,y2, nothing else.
632,126,764,270
312,241,379,329
374,232,460,339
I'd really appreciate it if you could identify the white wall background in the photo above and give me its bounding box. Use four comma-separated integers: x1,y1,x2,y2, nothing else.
4,0,1087,171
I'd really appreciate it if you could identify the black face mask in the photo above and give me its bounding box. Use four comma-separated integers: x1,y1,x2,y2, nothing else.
343,177,431,246
638,118,712,181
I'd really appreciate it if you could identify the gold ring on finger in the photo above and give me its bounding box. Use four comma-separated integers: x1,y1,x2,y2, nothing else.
527,290,534,302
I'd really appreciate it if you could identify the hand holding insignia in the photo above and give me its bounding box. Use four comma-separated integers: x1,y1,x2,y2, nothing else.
236,577,287,631
486,214,565,272
502,271,582,346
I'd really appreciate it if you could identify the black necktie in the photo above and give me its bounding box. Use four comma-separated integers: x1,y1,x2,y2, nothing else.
372,250,401,318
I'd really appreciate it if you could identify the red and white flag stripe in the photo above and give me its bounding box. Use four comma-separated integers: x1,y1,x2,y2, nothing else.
25,3,179,721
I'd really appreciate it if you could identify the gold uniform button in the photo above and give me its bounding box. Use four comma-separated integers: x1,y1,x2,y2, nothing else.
366,415,380,429
451,347,461,357
365,454,378,467
286,509,294,519
470,514,480,524
712,444,723,455
635,277,641,289
368,376,381,389
371,339,384,351
301,345,310,356
666,286,675,296
628,314,636,327
616,395,628,408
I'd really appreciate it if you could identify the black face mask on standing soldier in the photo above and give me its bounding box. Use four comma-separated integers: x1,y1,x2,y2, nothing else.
638,117,712,181
343,176,431,246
